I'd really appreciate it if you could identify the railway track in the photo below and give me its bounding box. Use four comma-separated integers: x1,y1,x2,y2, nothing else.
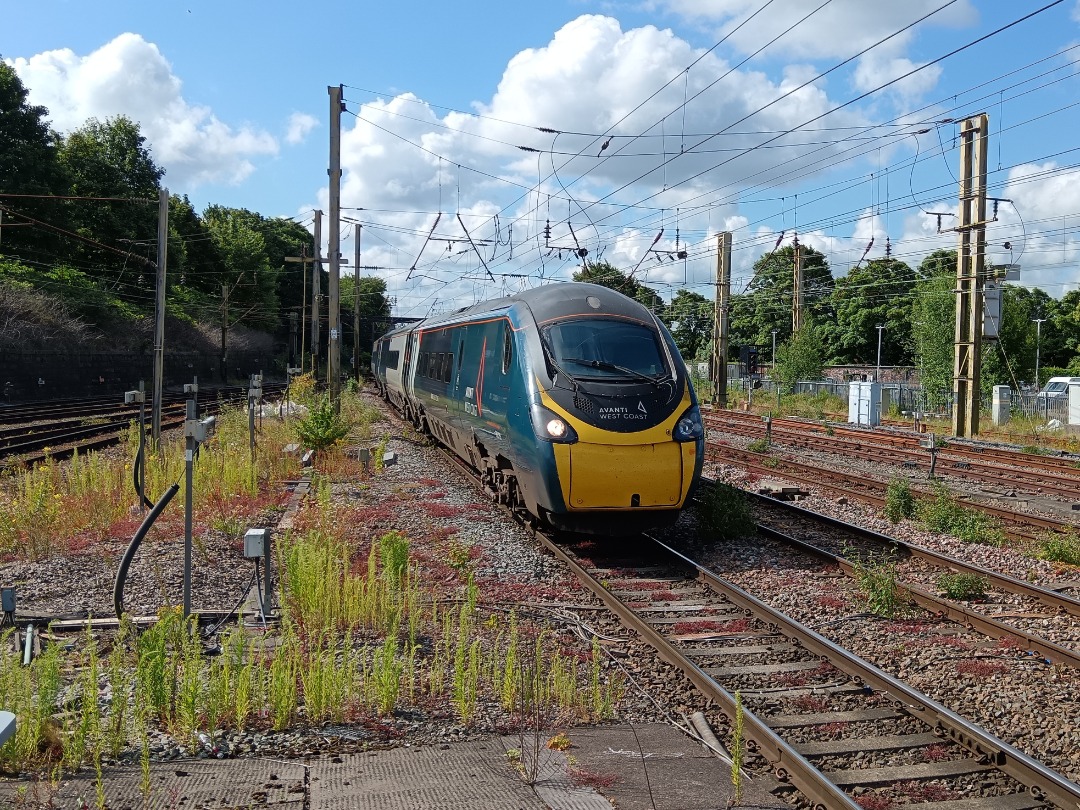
707,443,1073,544
747,491,1080,670
539,531,1078,809
0,384,286,468
706,409,1080,504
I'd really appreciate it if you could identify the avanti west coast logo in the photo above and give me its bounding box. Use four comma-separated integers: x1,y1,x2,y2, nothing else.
597,401,648,420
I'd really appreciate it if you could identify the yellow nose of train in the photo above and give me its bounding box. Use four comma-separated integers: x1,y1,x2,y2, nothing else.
540,388,697,512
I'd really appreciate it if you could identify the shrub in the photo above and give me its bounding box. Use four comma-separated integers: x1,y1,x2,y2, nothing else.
1034,529,1080,566
696,483,756,541
916,482,1004,546
936,572,987,600
295,395,352,452
849,551,906,618
884,478,915,523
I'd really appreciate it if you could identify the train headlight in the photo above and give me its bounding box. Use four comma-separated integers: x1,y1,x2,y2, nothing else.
673,405,703,442
531,404,578,443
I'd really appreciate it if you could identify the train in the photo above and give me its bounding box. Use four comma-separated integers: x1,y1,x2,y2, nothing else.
371,282,704,535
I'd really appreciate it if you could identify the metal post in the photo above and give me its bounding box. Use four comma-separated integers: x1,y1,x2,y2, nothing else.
328,85,343,407
183,399,195,619
876,325,885,382
1033,318,1045,389
152,187,168,444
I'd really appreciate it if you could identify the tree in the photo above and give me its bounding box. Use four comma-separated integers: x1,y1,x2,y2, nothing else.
730,244,834,354
824,258,916,366
56,116,165,295
574,261,665,316
911,253,955,408
0,61,66,261
773,322,826,389
660,289,712,361
203,206,277,332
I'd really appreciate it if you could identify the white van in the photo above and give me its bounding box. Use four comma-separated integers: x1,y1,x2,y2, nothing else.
1037,376,1080,402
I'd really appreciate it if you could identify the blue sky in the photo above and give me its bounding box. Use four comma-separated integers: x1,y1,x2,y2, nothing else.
5,0,1080,317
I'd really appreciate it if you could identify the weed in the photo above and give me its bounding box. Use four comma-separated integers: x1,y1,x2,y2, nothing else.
567,765,617,789
936,572,988,600
746,438,770,453
917,482,1004,546
955,658,1008,677
546,732,572,751
883,478,916,523
849,551,907,618
762,456,780,468
696,483,756,541
295,395,352,453
1034,529,1080,566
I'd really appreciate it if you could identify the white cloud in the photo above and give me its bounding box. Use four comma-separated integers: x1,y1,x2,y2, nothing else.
320,15,893,314
7,33,278,188
285,112,318,145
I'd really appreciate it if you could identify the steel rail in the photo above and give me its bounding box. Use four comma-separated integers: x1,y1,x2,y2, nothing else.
653,537,1080,810
532,528,863,810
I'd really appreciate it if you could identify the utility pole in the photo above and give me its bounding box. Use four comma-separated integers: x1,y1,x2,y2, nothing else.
152,187,168,444
1033,318,1046,388
792,233,804,333
284,244,315,374
952,113,989,438
876,325,885,382
327,85,344,407
220,283,229,384
312,210,323,380
353,223,362,380
712,232,731,408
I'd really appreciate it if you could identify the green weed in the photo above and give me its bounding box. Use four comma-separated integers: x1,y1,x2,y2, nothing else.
696,483,756,541
937,572,988,600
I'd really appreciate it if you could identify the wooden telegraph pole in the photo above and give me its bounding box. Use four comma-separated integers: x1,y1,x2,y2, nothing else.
952,114,989,438
712,232,732,408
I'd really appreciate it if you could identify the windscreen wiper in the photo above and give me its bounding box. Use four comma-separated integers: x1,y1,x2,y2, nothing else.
562,357,661,384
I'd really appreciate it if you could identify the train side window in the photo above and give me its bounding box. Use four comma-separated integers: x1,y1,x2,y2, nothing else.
444,353,454,382
501,326,513,374
386,349,399,370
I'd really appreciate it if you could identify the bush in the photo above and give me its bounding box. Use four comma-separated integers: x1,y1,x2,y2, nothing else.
916,482,1004,546
849,552,906,618
936,572,987,600
884,479,916,523
746,438,770,453
1034,529,1080,566
696,483,756,541
295,394,352,452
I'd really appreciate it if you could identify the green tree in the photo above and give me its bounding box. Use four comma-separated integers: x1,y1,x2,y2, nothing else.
911,252,955,408
341,274,392,367
660,289,712,361
574,261,665,316
824,258,916,366
203,206,277,332
56,116,165,297
0,61,66,262
773,322,826,389
730,244,834,354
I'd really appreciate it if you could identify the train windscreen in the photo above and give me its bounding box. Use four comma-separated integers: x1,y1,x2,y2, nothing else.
542,319,669,380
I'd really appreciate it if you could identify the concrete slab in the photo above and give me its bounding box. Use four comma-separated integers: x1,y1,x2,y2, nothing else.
0,724,787,809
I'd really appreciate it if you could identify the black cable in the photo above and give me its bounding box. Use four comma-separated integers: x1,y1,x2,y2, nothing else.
113,483,180,619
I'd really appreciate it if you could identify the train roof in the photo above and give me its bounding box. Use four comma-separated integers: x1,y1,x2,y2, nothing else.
423,282,655,329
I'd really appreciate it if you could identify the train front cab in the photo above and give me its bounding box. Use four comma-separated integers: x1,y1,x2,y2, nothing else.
528,314,704,535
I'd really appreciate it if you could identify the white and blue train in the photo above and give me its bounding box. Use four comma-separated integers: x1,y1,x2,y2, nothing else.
371,282,704,535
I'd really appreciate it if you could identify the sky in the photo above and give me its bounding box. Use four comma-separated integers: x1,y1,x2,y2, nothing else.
5,0,1080,318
